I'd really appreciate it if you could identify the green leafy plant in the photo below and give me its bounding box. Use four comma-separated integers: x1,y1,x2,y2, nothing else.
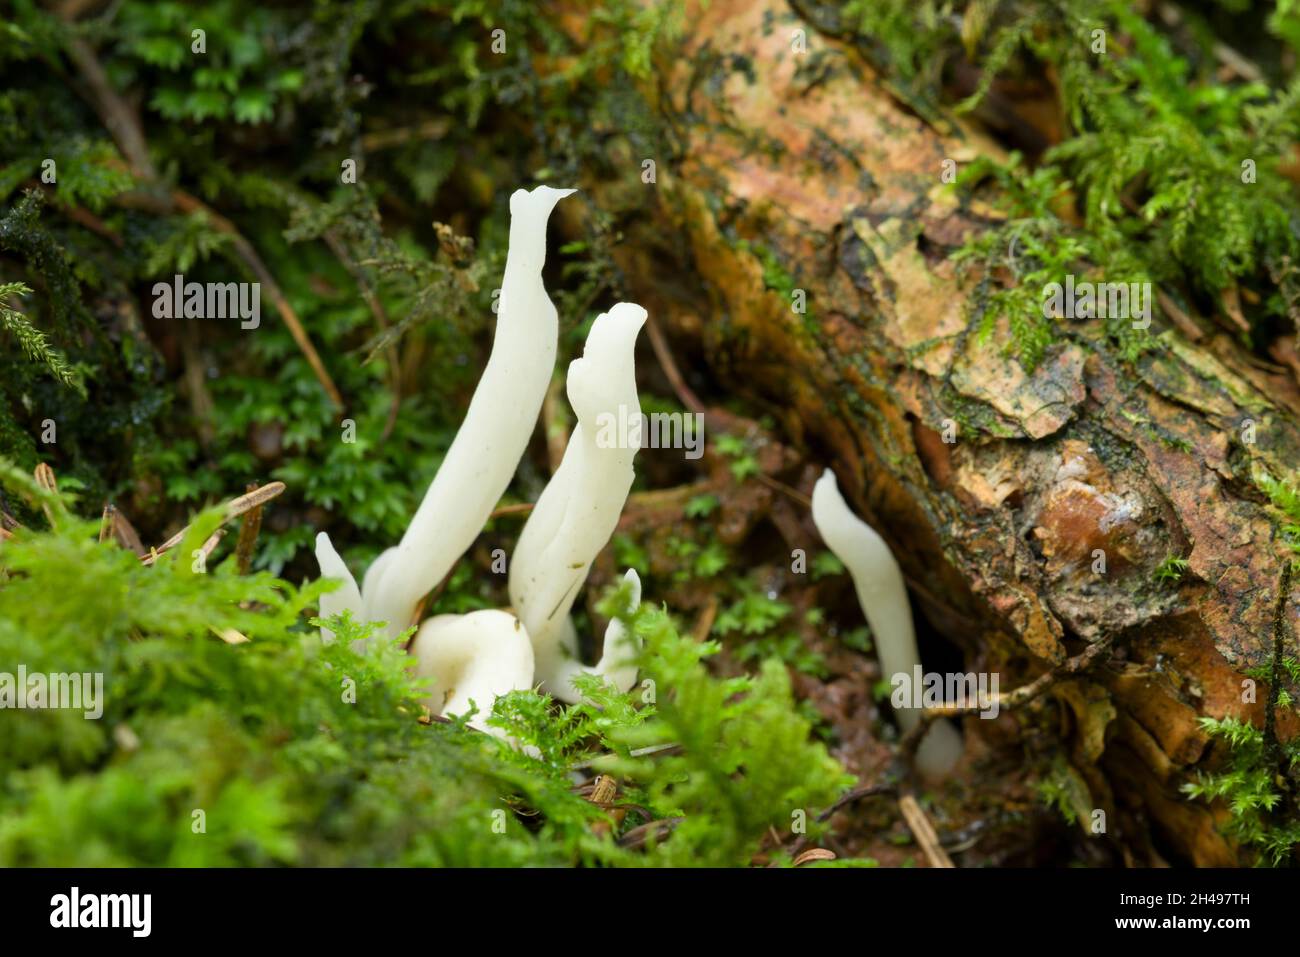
715,580,827,677
715,433,760,481
1036,756,1092,829
600,602,853,865
0,464,857,866
1257,470,1300,569
848,0,1300,370
0,281,82,393
1182,716,1300,866
1153,555,1190,582
685,492,719,519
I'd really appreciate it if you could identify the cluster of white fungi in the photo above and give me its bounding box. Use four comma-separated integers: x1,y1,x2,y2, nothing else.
314,185,960,776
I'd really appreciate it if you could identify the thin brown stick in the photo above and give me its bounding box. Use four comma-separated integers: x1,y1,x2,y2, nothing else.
142,482,286,564
58,31,156,180
33,463,58,529
56,17,343,410
178,323,216,447
692,596,719,643
897,793,954,868
359,119,450,152
233,482,265,575
817,782,898,824
322,230,401,436
220,482,287,520
899,635,1115,764
153,528,227,570
1156,289,1203,342
643,312,705,415
617,816,683,849
196,528,225,564
26,180,123,246
1157,3,1264,84
786,782,897,860
754,472,812,508
171,190,343,408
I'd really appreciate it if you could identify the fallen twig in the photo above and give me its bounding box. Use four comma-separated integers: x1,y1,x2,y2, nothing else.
617,816,683,849
359,119,451,152
33,463,58,529
233,482,265,575
897,793,954,868
692,596,718,643
817,782,898,824
643,312,705,415
171,190,344,408
898,634,1115,766
754,472,812,508
56,13,343,410
57,27,156,180
195,528,226,565
141,482,285,565
26,180,124,246
786,782,898,861
792,847,837,866
322,229,401,434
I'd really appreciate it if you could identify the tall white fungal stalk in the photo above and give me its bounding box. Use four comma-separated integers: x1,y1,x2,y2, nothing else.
362,185,575,639
591,569,643,694
314,532,363,646
509,303,647,701
811,469,963,778
314,185,572,641
313,186,647,726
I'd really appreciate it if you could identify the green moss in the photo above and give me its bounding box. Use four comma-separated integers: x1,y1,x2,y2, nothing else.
845,0,1300,372
733,238,820,341
0,0,684,572
1152,555,1190,583
1182,716,1300,866
0,464,856,866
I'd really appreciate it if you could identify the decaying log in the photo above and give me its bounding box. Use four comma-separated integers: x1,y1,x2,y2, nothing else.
562,0,1300,865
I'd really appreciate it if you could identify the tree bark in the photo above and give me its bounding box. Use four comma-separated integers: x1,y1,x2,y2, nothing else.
563,0,1300,866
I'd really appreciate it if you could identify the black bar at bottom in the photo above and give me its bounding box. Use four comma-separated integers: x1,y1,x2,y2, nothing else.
0,866,1283,943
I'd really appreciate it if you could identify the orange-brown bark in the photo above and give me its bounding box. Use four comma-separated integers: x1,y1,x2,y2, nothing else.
566,0,1300,865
